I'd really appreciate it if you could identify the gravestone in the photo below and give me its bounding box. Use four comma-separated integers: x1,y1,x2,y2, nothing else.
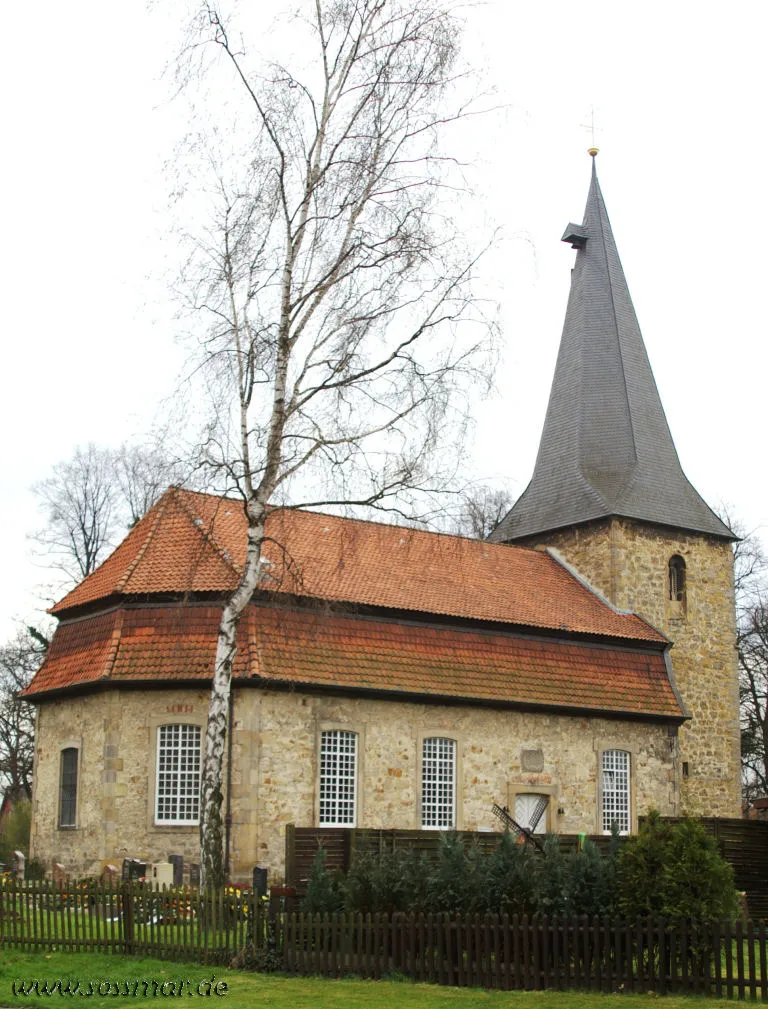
52,862,67,886
101,864,119,886
252,866,268,899
12,851,24,881
151,861,174,887
188,863,200,887
121,858,146,882
168,854,184,887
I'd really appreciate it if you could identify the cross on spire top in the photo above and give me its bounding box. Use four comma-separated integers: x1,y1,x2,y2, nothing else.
580,105,600,157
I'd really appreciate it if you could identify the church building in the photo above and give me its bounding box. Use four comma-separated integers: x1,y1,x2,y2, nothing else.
24,158,741,882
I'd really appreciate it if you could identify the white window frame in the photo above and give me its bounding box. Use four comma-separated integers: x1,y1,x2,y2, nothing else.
421,736,456,829
155,723,202,826
601,749,631,835
319,729,358,827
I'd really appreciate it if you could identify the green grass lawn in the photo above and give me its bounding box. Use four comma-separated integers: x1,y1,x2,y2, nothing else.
0,950,745,1009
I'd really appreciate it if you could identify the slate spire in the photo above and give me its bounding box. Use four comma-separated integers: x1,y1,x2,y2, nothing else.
491,157,734,543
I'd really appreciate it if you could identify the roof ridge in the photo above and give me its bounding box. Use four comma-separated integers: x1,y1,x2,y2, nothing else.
116,490,175,594
592,170,639,469
102,608,125,680
174,489,244,578
174,486,561,557
544,547,670,644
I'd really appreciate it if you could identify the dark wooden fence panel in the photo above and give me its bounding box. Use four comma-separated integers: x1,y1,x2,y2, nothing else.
286,818,768,916
267,911,768,998
2,882,767,998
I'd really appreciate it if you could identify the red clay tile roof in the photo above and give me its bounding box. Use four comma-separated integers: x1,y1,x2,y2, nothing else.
50,489,663,644
24,603,683,718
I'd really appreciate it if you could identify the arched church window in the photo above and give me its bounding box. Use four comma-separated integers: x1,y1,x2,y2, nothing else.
669,555,686,603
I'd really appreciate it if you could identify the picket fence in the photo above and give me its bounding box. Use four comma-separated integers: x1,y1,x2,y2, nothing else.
0,881,766,999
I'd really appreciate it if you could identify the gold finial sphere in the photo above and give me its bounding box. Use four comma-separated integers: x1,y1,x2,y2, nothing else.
588,146,600,158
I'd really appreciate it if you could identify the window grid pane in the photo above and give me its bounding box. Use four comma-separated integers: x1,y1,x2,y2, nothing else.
319,730,357,826
602,749,630,834
59,748,78,827
156,724,201,824
422,737,456,829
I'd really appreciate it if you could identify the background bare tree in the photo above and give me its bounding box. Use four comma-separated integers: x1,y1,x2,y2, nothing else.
32,444,118,583
176,0,495,885
453,485,514,540
32,441,188,587
717,506,768,805
740,599,768,803
0,628,46,800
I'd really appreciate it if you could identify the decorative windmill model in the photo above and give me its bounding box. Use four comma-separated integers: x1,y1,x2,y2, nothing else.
491,800,548,853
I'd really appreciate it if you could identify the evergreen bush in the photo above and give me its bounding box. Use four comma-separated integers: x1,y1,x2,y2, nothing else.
484,830,538,915
566,837,613,917
661,818,739,923
618,810,739,922
301,845,343,915
425,832,487,914
617,810,673,917
535,834,567,916
343,847,429,914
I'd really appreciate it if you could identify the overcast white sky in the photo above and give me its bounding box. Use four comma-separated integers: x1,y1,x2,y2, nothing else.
2,1,767,640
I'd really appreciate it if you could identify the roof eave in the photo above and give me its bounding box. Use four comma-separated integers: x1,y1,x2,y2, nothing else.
23,674,687,723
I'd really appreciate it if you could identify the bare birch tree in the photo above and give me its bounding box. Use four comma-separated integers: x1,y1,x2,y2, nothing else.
175,0,495,885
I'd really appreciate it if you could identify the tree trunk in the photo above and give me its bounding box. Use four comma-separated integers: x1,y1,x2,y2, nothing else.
199,510,266,890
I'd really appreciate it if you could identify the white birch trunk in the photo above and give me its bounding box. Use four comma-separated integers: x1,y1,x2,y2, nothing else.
199,512,266,890
200,305,291,888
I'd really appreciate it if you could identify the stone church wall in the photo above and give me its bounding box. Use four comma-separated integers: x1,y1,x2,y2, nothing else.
525,519,741,817
31,685,678,883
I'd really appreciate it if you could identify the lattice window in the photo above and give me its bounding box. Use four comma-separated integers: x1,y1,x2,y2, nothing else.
515,792,548,834
155,724,202,824
59,748,78,827
319,730,357,826
422,737,456,829
602,749,630,834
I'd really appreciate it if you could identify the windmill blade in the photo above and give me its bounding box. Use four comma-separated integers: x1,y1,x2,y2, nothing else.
528,795,549,833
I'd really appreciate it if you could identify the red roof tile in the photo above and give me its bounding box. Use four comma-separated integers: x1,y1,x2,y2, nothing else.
50,489,664,644
25,603,682,718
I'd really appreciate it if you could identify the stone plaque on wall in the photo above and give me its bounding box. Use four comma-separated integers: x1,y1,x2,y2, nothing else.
521,748,544,773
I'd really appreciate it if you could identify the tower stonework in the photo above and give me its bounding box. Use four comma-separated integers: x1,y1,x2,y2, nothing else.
491,157,741,817
517,519,741,817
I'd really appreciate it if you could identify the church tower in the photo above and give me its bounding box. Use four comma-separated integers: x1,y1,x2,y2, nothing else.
490,155,741,817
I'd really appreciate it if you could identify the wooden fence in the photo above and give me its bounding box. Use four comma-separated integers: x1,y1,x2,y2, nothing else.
286,818,768,918
1,882,767,997
0,881,252,964
278,912,768,998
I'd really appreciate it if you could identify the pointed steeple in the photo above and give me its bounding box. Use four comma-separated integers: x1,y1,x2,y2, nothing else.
491,157,734,543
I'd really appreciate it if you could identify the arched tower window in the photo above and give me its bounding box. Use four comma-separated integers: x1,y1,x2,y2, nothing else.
669,555,686,603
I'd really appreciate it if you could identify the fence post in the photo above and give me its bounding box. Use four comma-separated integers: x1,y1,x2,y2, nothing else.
121,882,134,955
284,824,296,888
